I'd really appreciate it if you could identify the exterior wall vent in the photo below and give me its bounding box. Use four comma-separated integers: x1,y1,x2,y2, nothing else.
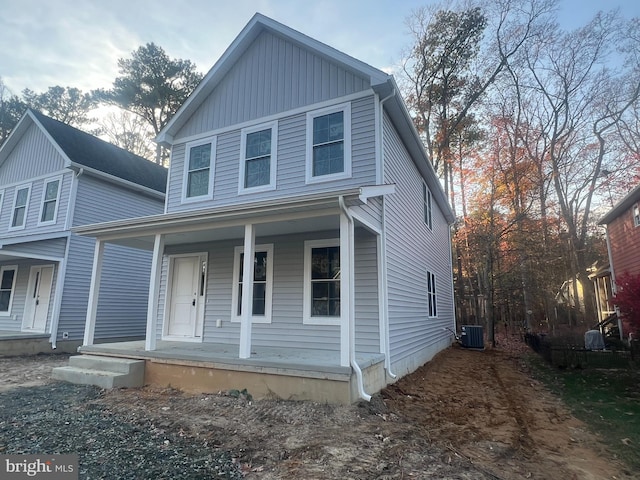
460,325,484,349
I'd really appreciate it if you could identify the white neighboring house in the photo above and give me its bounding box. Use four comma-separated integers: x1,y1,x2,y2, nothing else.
69,14,456,403
0,109,166,355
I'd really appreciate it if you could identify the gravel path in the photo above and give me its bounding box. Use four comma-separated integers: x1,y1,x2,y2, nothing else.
0,382,242,479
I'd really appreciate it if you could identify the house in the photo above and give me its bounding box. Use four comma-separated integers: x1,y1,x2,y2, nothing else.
0,109,167,355
598,182,640,338
59,14,456,403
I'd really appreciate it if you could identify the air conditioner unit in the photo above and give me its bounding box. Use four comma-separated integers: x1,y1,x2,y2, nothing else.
461,325,484,349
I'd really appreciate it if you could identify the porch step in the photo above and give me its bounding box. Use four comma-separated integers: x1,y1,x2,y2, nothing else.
51,355,145,389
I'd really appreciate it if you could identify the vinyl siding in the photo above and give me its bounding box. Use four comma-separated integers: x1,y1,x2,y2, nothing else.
382,113,454,366
608,207,640,278
0,237,67,259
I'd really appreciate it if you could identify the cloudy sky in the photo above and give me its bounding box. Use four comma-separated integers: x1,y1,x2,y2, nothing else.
1,0,639,97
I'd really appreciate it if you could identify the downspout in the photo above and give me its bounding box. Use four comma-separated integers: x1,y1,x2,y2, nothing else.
339,195,371,402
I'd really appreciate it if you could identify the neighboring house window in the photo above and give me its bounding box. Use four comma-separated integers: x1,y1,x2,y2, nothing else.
0,189,4,219
427,270,437,318
423,182,432,230
239,122,277,193
306,103,351,183
39,177,61,225
303,239,341,325
10,185,31,230
0,266,17,315
183,138,216,201
634,203,640,227
231,244,273,324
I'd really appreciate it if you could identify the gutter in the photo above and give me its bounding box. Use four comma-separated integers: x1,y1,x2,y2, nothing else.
339,195,371,402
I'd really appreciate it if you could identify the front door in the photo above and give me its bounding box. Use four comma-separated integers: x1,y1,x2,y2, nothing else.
165,254,206,339
22,265,54,332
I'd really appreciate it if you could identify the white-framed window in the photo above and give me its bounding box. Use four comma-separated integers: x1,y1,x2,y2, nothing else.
423,181,433,230
182,137,216,202
38,176,62,225
10,184,31,230
634,203,640,227
427,270,437,318
0,265,18,315
306,103,351,184
231,244,274,324
303,239,341,325
0,189,5,219
239,122,277,194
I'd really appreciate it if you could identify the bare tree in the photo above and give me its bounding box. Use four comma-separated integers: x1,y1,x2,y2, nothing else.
99,109,156,162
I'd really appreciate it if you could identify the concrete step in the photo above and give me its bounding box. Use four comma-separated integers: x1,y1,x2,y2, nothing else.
52,355,145,389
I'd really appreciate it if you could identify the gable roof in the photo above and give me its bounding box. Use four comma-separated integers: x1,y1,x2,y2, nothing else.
0,109,167,194
599,182,640,225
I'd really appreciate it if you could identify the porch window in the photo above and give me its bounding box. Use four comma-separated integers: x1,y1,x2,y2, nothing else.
306,103,351,183
0,266,17,315
10,185,31,230
423,181,432,230
39,177,61,225
427,270,437,318
239,122,277,193
231,244,273,323
634,203,640,227
304,239,341,325
183,137,216,201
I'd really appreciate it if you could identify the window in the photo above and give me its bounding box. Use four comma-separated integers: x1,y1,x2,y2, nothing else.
303,239,341,325
239,123,277,193
183,138,215,201
231,244,273,323
10,185,31,229
39,177,61,225
0,266,17,315
306,103,351,183
634,203,640,227
0,190,4,219
427,270,437,318
423,182,432,230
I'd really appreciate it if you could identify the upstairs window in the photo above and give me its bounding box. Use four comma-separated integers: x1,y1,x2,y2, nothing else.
423,182,433,230
183,138,215,201
634,203,640,227
231,244,273,324
427,270,437,318
303,239,341,325
239,123,277,193
10,185,31,230
306,104,351,183
0,266,17,315
39,177,61,225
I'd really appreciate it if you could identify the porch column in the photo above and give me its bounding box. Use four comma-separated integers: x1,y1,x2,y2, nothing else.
239,223,255,359
83,239,105,346
339,213,353,367
145,234,165,351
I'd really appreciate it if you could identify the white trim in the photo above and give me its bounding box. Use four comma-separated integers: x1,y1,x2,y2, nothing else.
633,203,640,227
426,269,437,318
423,180,433,231
49,238,70,348
306,102,352,184
145,234,164,351
303,238,341,325
0,265,18,316
0,189,5,220
231,243,274,324
22,264,55,332
37,175,63,226
83,240,104,346
64,170,78,231
359,184,395,203
238,121,278,195
9,183,32,231
181,137,216,204
239,224,255,358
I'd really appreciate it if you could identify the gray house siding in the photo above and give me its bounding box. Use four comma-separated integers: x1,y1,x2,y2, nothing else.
166,95,378,213
0,237,67,259
382,113,454,369
177,30,371,138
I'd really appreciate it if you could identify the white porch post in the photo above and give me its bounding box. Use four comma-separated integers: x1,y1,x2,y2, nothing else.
239,223,255,359
83,239,105,346
145,234,164,351
339,213,352,367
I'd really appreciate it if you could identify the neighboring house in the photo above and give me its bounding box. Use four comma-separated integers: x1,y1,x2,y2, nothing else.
65,14,456,403
0,109,167,355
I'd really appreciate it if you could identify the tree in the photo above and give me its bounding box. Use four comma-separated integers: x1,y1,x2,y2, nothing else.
97,43,203,164
0,78,27,145
99,110,156,161
22,86,97,128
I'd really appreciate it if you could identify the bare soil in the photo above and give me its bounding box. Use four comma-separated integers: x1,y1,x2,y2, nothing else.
1,346,632,479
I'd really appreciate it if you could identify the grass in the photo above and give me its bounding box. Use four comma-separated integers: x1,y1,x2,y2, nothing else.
527,354,640,473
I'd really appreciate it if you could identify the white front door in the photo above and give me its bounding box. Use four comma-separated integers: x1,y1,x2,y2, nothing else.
165,254,206,339
22,265,54,332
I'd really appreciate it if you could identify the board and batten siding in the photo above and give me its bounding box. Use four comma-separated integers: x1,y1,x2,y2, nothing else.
176,30,371,138
0,123,67,185
166,95,378,213
382,113,454,372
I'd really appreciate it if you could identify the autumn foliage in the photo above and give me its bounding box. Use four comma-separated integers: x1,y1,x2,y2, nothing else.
613,273,640,336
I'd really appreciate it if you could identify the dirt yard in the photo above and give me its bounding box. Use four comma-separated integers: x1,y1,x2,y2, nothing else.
0,346,632,479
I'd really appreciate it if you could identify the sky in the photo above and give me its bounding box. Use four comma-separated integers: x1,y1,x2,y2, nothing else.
1,0,639,98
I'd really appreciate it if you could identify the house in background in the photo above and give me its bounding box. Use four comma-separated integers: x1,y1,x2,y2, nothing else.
56,14,456,403
0,109,167,355
598,182,640,338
